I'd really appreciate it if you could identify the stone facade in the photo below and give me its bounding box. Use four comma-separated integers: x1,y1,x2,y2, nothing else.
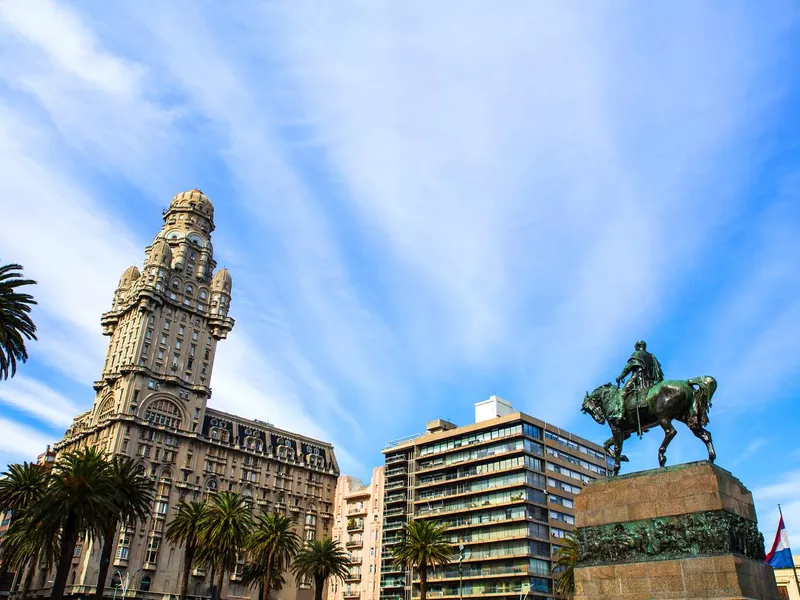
573,461,780,600
28,190,340,600
327,469,385,600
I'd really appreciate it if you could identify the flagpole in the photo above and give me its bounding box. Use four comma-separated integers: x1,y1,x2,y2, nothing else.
778,504,800,598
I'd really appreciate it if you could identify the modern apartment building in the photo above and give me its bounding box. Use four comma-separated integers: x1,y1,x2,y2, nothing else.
24,190,340,600
379,396,611,600
328,468,385,600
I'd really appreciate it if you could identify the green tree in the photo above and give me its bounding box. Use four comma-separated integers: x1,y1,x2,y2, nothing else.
1,512,60,600
196,492,253,600
37,447,114,600
0,462,53,600
246,513,300,600
0,263,38,380
392,519,454,600
242,556,286,600
166,501,208,600
292,538,350,600
93,457,154,600
553,533,578,599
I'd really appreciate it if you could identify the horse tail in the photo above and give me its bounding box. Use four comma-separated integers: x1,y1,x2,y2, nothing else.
687,376,717,427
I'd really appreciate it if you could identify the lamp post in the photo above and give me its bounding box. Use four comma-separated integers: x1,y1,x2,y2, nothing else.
458,544,464,600
112,571,123,600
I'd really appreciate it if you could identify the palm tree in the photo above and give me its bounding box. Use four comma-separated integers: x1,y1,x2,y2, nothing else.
37,447,113,600
1,512,60,600
0,263,38,380
392,519,454,600
242,556,286,600
246,513,300,600
93,457,154,600
0,462,52,599
166,501,208,600
553,533,578,599
292,538,350,600
196,492,252,600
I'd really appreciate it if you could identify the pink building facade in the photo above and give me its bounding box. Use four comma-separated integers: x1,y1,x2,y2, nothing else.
328,467,385,600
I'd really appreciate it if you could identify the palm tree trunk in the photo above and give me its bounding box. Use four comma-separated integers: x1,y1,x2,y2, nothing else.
51,513,79,600
93,521,117,600
20,550,39,600
313,574,324,600
178,543,195,600
261,554,273,600
419,566,427,600
216,565,225,600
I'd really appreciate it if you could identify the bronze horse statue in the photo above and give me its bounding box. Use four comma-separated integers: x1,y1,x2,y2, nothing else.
581,376,717,475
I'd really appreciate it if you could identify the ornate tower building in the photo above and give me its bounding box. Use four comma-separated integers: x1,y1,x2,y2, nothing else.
95,189,233,430
48,190,340,600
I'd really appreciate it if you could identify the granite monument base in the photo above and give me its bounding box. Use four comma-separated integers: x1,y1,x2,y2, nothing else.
573,461,779,600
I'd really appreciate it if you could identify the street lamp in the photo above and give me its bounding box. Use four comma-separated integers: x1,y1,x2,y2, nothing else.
458,544,464,600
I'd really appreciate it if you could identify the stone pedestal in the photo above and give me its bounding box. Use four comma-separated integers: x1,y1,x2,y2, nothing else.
573,461,779,600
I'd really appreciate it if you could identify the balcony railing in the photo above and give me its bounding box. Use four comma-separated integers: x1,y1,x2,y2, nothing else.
384,507,406,517
346,539,364,549
385,494,407,504
383,521,404,531
385,467,407,477
385,481,406,491
386,454,407,464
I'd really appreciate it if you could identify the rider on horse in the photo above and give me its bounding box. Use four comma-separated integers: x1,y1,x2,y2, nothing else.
612,340,664,421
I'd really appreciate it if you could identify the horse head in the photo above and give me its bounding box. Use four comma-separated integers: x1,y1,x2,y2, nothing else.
581,388,606,425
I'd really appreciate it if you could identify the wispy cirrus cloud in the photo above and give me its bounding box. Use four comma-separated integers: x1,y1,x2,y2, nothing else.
0,0,798,491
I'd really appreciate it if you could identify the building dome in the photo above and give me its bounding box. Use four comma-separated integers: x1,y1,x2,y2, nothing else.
169,189,214,219
118,265,141,288
148,239,173,266
211,268,232,293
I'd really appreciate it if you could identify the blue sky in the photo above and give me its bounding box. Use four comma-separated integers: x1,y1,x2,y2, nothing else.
0,0,799,540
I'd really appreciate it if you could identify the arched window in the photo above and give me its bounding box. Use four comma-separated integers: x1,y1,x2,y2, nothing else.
185,285,194,297
206,479,218,491
171,279,180,290
144,399,182,429
199,289,208,300
140,576,151,592
276,492,285,505
210,427,229,443
97,396,115,422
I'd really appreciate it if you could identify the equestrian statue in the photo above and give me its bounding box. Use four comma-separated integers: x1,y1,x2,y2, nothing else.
581,340,717,476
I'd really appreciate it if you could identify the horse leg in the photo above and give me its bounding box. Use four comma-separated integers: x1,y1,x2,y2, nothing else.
657,419,677,467
691,425,716,463
612,427,625,475
604,435,629,463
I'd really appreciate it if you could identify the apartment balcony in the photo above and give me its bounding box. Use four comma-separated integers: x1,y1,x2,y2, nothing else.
347,519,365,532
383,520,404,531
350,556,363,565
385,466,407,478
384,506,406,517
381,579,406,589
347,506,368,517
386,454,407,465
345,573,361,583
346,539,364,549
385,493,407,505
420,565,532,581
385,480,406,491
343,590,360,598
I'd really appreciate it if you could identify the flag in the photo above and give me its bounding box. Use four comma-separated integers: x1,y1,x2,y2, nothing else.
767,515,795,569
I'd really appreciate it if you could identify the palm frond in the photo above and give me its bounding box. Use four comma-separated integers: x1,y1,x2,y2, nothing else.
0,263,38,380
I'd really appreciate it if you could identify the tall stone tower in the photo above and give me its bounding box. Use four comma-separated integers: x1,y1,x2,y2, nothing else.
50,190,339,600
93,189,233,431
